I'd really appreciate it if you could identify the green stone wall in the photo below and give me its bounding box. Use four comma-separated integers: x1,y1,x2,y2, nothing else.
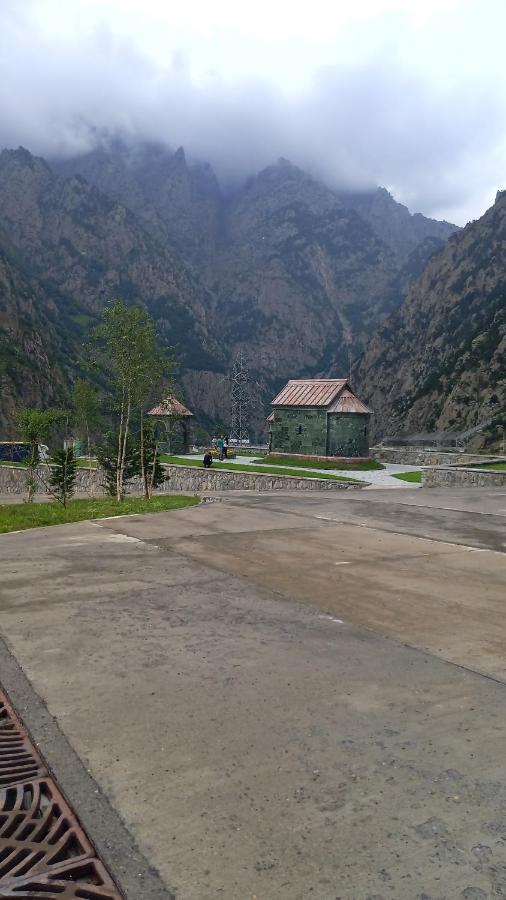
271,408,370,457
327,413,370,457
270,408,328,455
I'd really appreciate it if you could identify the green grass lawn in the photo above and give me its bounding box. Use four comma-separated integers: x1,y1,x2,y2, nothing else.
160,455,360,482
468,462,506,471
0,495,199,535
391,471,423,483
0,460,28,467
253,454,384,471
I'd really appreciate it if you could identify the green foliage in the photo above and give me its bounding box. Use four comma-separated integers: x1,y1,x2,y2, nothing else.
96,431,139,497
160,456,360,482
391,471,423,483
15,408,66,455
0,495,199,534
93,298,169,411
257,454,384,471
49,447,77,506
72,379,102,447
92,298,173,501
15,407,67,501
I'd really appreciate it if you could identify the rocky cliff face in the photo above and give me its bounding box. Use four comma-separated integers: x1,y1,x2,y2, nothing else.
340,187,457,263
356,191,506,440
1,143,458,436
0,237,72,427
0,146,228,430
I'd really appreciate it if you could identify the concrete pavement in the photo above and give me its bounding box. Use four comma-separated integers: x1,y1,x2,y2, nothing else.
0,486,505,899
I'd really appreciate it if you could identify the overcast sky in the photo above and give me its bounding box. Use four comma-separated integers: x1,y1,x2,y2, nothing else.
1,0,505,224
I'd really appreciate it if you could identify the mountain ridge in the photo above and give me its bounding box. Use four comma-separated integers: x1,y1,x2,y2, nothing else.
356,190,506,441
1,142,459,436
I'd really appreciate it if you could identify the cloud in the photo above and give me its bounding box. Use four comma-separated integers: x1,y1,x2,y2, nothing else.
0,1,505,224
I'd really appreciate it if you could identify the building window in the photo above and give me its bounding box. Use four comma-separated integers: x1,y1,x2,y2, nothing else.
297,424,303,434
364,426,367,437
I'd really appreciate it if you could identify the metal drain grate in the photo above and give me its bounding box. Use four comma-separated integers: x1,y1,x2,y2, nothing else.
0,692,122,899
0,860,120,898
0,700,46,788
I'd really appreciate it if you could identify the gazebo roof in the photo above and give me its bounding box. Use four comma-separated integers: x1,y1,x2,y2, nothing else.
147,396,193,417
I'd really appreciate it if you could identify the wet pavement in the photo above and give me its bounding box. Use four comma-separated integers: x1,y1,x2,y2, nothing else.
0,486,505,899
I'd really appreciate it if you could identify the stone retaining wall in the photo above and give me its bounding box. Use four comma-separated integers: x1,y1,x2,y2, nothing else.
0,464,365,495
165,465,364,491
376,447,503,467
422,467,506,488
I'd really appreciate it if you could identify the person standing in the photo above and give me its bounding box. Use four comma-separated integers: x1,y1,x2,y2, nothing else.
223,436,229,459
217,434,225,460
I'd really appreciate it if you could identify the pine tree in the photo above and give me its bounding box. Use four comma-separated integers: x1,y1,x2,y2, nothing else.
49,447,77,507
96,431,139,498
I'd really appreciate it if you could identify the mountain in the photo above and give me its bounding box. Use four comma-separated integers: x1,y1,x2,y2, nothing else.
1,143,458,436
0,146,225,429
339,187,456,263
356,191,506,441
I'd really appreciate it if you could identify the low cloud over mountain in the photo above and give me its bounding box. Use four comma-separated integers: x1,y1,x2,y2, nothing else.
1,1,505,224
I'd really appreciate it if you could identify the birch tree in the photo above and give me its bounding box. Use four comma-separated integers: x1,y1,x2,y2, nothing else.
72,378,101,474
93,299,168,501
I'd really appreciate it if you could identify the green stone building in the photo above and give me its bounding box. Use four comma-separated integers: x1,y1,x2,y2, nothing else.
269,379,371,459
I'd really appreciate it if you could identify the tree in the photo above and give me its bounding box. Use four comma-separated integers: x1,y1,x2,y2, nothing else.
49,447,77,507
96,431,139,497
15,408,66,502
93,299,170,501
141,419,167,498
72,379,101,466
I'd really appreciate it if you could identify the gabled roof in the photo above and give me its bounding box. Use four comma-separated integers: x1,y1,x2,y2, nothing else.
271,379,371,413
148,396,193,417
327,389,372,415
272,379,347,407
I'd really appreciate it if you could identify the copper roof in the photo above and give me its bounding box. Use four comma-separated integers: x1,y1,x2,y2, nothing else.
271,379,348,407
328,389,372,414
148,396,193,417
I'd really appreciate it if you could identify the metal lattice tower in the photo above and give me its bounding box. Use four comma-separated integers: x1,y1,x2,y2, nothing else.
229,350,250,445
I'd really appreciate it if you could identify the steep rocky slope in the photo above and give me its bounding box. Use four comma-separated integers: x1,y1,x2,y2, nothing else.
55,145,456,422
0,147,226,430
0,236,73,426
341,187,456,263
356,191,506,439
1,143,458,436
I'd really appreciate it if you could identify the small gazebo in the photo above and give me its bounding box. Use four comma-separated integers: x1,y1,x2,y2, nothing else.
147,396,194,455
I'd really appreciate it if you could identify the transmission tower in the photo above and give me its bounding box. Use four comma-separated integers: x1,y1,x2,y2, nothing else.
229,350,251,445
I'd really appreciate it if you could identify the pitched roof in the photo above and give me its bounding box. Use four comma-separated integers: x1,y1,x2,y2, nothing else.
327,389,372,415
271,379,371,413
272,379,347,408
147,396,193,417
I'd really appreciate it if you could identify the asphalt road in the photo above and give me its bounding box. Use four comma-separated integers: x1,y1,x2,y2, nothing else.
0,486,505,899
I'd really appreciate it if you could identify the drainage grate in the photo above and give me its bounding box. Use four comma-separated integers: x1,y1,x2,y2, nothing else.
0,700,46,788
0,691,122,899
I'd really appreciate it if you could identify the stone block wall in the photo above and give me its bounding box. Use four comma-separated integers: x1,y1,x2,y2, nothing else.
271,408,328,456
0,464,365,496
376,447,504,467
422,467,506,488
327,413,369,457
271,408,370,457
